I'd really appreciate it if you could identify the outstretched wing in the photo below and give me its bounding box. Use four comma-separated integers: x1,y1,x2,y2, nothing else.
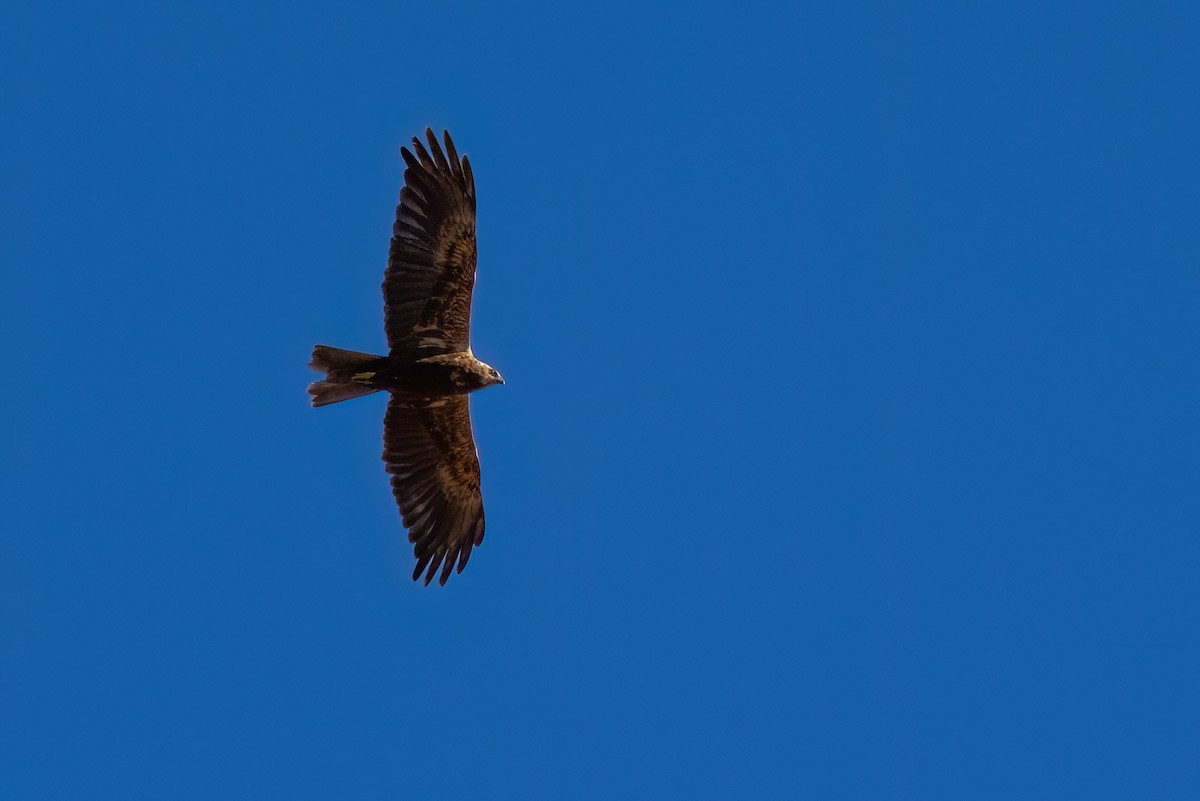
385,128,477,358
383,394,486,586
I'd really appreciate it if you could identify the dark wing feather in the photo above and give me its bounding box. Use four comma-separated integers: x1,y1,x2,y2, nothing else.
383,394,486,586
385,128,477,357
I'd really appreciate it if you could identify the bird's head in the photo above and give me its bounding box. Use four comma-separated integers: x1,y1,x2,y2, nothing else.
480,362,505,388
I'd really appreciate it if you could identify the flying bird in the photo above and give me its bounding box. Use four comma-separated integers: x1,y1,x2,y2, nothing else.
308,128,503,586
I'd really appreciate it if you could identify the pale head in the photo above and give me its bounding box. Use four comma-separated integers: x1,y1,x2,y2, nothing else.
474,360,504,388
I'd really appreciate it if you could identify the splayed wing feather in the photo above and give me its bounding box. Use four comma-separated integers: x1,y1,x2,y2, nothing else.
384,128,478,358
384,395,485,586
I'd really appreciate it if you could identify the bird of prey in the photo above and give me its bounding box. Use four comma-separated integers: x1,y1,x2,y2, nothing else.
308,128,503,586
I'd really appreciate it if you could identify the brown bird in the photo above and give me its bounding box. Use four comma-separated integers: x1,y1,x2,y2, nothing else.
308,128,503,586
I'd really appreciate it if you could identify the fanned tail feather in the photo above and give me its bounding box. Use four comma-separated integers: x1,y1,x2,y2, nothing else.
308,345,384,407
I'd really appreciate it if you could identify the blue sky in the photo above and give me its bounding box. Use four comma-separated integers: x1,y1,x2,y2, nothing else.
3,1,1199,798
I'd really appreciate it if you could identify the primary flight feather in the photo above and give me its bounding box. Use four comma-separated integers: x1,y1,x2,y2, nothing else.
308,128,502,586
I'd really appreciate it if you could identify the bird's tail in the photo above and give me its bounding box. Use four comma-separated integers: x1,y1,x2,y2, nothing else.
308,345,384,407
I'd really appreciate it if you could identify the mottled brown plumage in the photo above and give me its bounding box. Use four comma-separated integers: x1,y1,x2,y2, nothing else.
384,396,484,585
308,129,502,586
386,129,477,357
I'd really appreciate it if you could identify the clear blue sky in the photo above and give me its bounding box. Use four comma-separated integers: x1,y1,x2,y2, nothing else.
3,2,1199,798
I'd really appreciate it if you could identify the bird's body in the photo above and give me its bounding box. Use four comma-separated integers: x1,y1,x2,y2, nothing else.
308,129,501,586
314,349,500,402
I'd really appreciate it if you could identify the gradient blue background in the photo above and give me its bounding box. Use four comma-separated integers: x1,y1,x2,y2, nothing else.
4,2,1199,798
